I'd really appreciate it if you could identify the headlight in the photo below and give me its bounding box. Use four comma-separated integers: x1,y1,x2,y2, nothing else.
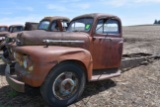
23,55,34,72
13,52,16,59
23,56,27,69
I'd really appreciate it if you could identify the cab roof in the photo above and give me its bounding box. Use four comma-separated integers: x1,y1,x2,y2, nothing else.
0,25,8,28
72,13,120,21
41,16,70,22
9,25,24,27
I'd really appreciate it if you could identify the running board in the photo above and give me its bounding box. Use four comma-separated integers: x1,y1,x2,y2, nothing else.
90,69,121,82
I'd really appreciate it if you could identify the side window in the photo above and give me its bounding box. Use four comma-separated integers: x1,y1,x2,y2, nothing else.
96,19,120,35
51,21,59,31
61,20,69,31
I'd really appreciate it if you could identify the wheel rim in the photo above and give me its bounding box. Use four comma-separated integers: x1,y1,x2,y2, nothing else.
52,71,79,100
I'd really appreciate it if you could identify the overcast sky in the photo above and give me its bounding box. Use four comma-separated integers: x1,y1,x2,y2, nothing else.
0,0,159,26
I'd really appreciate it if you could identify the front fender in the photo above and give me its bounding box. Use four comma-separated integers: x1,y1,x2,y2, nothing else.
14,46,93,86
57,48,93,80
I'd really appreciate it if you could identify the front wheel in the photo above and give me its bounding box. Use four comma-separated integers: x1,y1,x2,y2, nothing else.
40,62,86,107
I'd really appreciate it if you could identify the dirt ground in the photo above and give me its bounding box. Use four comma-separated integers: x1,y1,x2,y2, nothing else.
0,25,160,107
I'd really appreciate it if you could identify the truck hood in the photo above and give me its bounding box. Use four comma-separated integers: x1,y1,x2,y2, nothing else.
0,31,10,37
17,30,90,49
9,32,20,38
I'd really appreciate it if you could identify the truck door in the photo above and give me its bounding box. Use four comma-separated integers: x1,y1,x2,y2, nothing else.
93,18,111,69
107,19,123,67
93,18,123,69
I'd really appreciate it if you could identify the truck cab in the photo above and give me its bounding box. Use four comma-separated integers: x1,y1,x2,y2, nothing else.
6,13,123,107
8,25,24,33
38,16,70,32
0,25,24,44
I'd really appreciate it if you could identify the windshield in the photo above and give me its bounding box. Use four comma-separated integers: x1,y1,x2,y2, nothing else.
9,26,24,32
38,20,50,30
67,18,93,32
0,27,7,32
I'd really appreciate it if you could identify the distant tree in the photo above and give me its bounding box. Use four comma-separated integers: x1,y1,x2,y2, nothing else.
154,19,158,24
158,20,160,24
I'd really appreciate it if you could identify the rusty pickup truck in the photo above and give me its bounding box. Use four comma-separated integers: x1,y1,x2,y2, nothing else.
2,16,70,64
0,25,24,44
1,23,37,63
1,22,38,48
6,13,123,107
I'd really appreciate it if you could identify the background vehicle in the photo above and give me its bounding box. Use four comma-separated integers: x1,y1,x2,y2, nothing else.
6,13,123,107
0,23,38,63
0,25,24,45
0,26,8,32
1,16,70,64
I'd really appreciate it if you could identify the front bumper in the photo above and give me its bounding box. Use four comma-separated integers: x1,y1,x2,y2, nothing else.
5,64,25,92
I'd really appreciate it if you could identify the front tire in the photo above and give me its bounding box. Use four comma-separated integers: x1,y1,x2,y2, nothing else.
40,62,86,107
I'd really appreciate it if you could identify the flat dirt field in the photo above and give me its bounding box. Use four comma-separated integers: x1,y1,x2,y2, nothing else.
0,25,160,107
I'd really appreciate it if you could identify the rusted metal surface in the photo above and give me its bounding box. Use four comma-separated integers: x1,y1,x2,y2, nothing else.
24,22,39,31
8,13,123,89
42,16,70,22
90,69,121,81
12,46,92,86
0,32,9,38
16,31,90,48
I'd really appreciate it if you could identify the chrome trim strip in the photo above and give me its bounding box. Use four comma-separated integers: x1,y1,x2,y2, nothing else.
43,39,85,44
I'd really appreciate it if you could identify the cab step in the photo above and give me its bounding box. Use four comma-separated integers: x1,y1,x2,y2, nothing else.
90,68,121,81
